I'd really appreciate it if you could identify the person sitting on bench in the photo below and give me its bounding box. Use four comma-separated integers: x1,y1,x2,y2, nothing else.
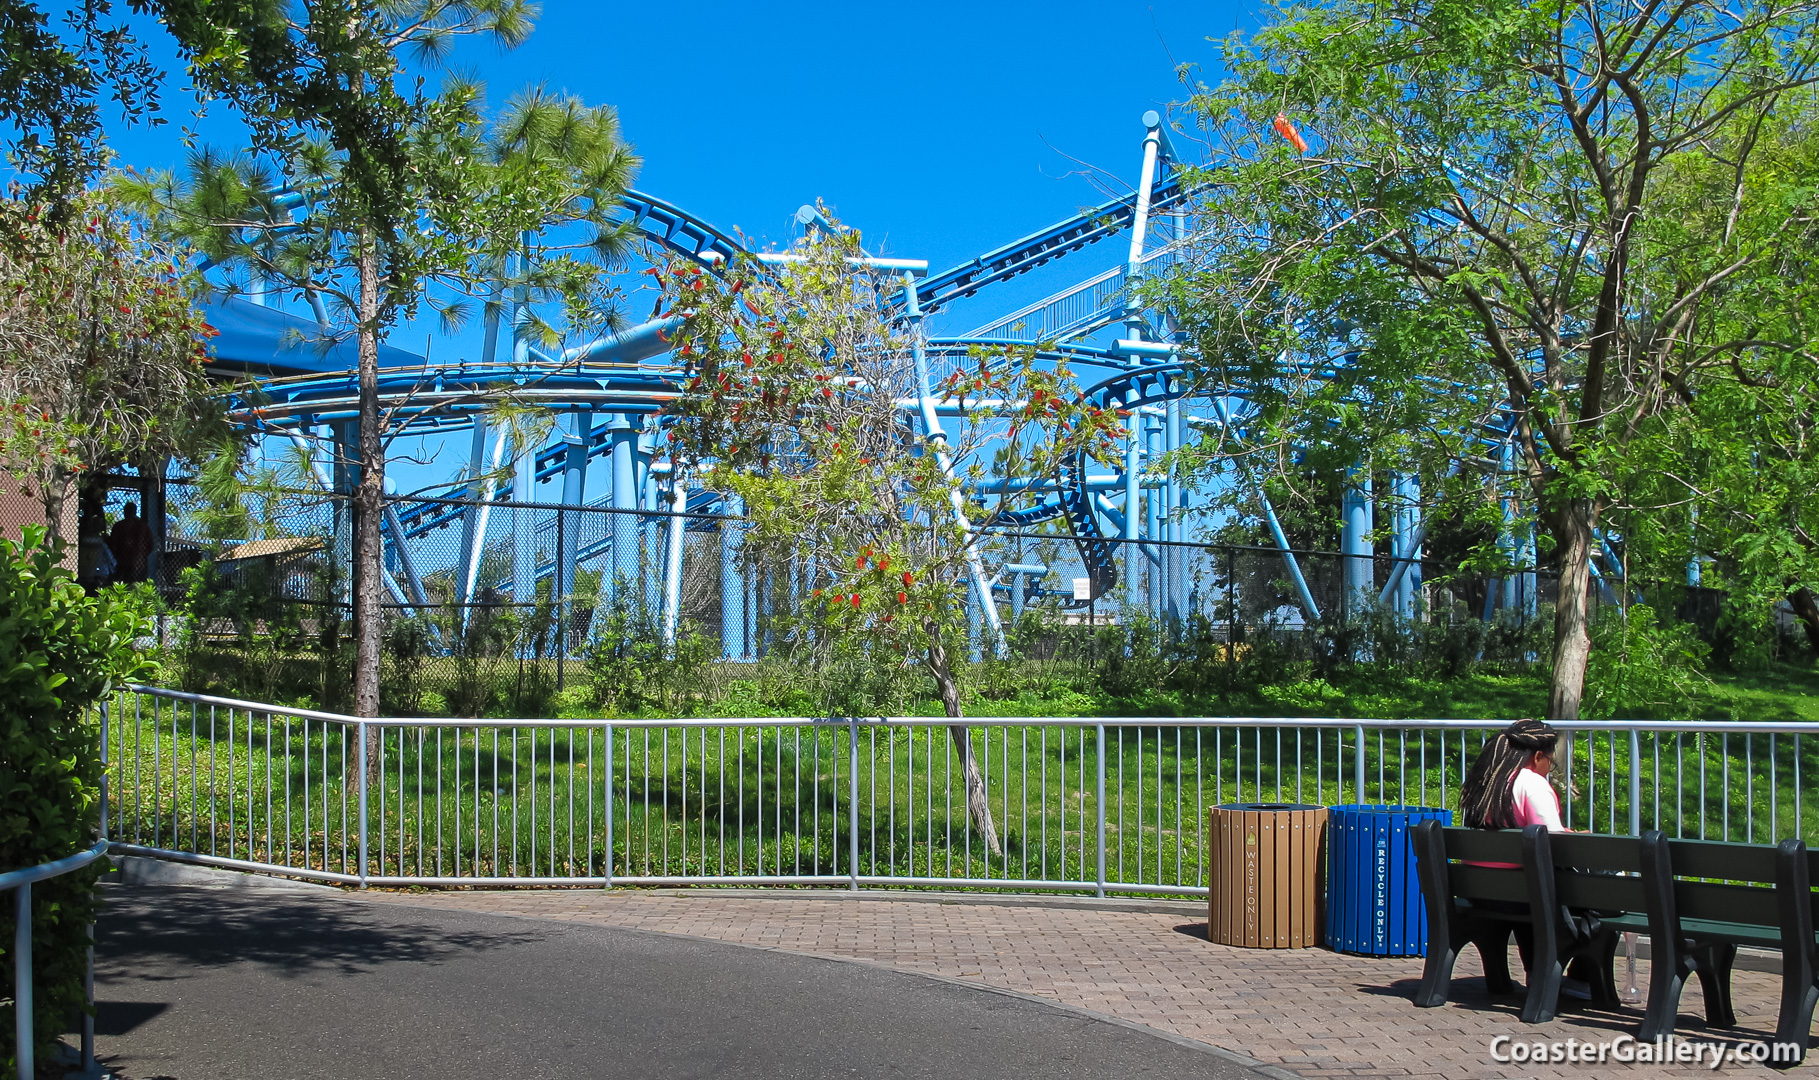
1459,719,1593,1000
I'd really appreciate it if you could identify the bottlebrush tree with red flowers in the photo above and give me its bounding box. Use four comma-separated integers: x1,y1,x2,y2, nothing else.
0,194,226,542
655,219,1125,854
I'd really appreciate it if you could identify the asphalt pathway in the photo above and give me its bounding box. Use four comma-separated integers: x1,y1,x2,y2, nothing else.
86,883,1274,1080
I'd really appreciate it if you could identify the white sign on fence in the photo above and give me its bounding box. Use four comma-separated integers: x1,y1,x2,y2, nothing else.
1072,578,1092,601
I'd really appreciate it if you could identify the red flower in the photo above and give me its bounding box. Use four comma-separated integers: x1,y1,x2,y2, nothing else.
901,572,914,587
897,591,907,604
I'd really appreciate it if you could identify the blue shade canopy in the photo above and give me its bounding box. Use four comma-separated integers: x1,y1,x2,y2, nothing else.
202,294,425,376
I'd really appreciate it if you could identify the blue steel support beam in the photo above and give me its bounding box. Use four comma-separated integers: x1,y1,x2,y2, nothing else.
1388,472,1422,618
903,272,1008,651
559,410,593,612
610,416,639,606
512,443,536,604
721,496,747,660
453,417,491,611
1166,398,1184,625
1208,395,1321,622
1341,468,1374,617
662,475,685,649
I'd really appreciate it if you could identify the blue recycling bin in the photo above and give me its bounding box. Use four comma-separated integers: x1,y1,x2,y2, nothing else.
1325,804,1451,956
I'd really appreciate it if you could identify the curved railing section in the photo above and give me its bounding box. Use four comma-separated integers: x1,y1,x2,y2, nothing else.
102,685,1819,897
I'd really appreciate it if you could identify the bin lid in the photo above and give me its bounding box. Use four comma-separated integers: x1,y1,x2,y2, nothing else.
1214,802,1321,812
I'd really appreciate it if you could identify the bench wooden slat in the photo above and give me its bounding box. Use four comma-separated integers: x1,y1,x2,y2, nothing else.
1551,832,1643,872
1436,827,1522,862
1673,879,1782,927
1676,917,1787,949
1554,873,1645,911
1662,838,1780,883
1448,863,1528,900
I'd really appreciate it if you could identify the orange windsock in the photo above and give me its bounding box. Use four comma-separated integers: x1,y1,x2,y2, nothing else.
1273,112,1309,154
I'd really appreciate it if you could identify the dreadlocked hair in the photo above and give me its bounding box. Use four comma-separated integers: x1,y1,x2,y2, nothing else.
1460,719,1559,829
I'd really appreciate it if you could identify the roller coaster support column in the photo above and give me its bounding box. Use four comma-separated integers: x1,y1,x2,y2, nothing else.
643,436,663,619
560,409,593,616
610,415,639,607
1122,111,1169,336
1124,415,1143,614
511,443,536,607
1680,509,1695,585
1342,469,1373,621
459,424,509,626
720,496,748,660
1142,416,1156,625
1166,399,1184,627
902,273,1007,655
1389,472,1421,619
332,421,357,604
454,418,490,609
662,472,685,650
1207,396,1322,622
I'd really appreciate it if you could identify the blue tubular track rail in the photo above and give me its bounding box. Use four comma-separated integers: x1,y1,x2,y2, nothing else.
898,177,1185,315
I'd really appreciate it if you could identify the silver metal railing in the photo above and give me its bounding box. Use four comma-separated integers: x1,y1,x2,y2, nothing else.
102,685,1819,895
4,838,109,1080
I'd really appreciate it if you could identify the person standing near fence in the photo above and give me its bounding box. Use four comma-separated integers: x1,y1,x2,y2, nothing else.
108,501,155,583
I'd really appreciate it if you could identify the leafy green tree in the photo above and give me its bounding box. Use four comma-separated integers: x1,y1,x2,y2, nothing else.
0,0,161,220
1160,0,1819,718
126,0,637,725
0,193,224,540
658,223,1124,852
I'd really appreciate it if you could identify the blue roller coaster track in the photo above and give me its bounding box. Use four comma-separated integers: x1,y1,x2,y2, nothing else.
185,110,1564,658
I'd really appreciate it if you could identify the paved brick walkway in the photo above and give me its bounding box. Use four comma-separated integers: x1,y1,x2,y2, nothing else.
352,888,1800,1078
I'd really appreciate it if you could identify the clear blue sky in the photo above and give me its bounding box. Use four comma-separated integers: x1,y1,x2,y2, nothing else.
85,1,1254,491
97,1,1248,287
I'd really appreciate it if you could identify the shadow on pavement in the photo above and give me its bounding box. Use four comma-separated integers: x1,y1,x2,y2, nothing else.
96,884,542,979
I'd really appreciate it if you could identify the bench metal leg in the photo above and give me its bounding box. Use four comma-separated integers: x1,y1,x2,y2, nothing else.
1694,943,1738,1031
1583,932,1621,1007
1772,953,1815,1068
1773,839,1816,1068
1414,938,1458,1008
1478,928,1516,996
1640,939,1693,1041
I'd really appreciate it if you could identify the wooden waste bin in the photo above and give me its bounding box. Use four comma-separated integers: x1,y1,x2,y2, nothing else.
1207,803,1327,949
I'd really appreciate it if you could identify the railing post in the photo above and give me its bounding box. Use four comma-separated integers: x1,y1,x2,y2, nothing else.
14,880,31,1080
357,721,369,890
98,699,109,842
82,922,94,1071
849,717,860,892
1354,723,1367,804
1095,723,1107,898
604,723,614,889
1559,727,1574,828
1628,727,1642,836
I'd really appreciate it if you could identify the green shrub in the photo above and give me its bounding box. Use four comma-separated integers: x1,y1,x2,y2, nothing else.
1,526,153,1069
1584,603,1711,720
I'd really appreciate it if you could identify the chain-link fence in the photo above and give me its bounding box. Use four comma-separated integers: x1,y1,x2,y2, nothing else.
140,480,1758,715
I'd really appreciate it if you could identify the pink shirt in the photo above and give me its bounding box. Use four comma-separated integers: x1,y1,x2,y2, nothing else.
1509,769,1563,831
1470,769,1563,869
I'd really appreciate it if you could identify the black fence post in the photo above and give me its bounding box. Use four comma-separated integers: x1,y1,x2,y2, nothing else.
556,508,566,691
1226,545,1237,672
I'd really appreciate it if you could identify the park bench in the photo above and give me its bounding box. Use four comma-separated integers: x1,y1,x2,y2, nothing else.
1412,821,1819,1066
1410,822,1645,1023
1636,830,1818,1063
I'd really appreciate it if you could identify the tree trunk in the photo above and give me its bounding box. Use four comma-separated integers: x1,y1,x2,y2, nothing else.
353,235,384,779
1787,587,1819,657
1545,497,1597,721
924,621,1002,857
